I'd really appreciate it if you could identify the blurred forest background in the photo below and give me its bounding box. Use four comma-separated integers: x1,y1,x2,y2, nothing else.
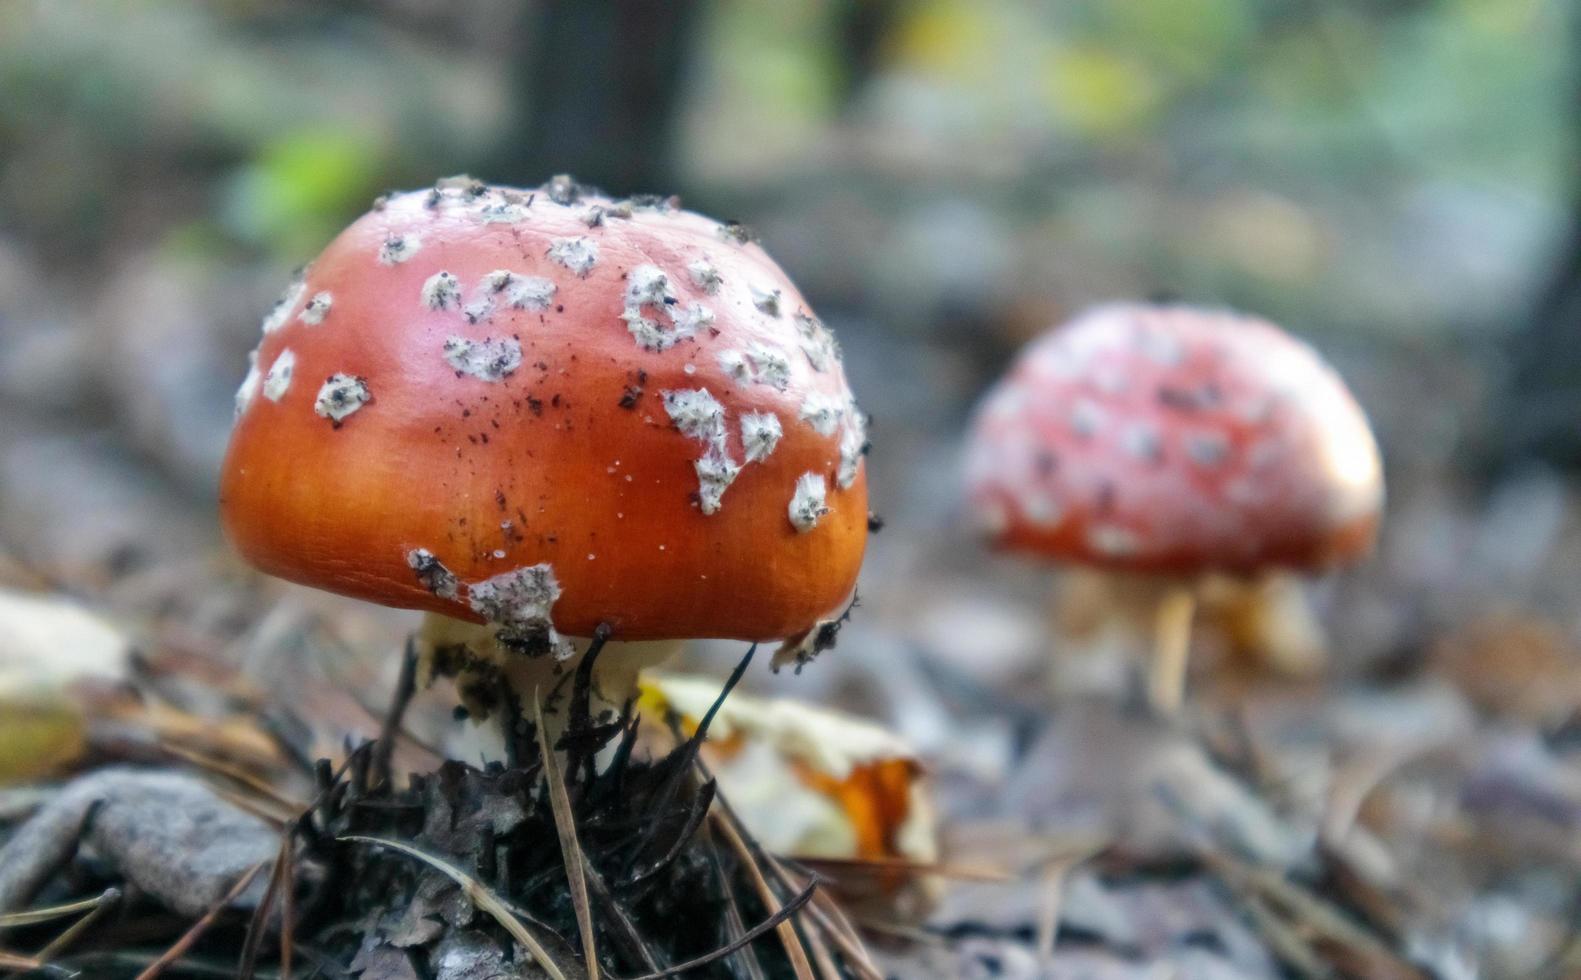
6,1,1581,974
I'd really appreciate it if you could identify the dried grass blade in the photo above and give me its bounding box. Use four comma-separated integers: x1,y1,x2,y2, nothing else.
338,835,571,980
627,876,818,980
801,914,841,980
0,891,112,929
36,887,120,961
770,861,883,980
135,860,266,980
536,690,600,980
713,811,815,980
280,834,296,980
791,854,1013,884
0,950,41,970
237,833,291,979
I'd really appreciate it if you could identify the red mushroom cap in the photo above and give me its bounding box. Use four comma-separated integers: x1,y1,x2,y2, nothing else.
221,177,868,642
964,304,1383,576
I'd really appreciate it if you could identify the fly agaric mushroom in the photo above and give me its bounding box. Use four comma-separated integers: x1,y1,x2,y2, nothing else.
221,176,868,740
964,303,1382,714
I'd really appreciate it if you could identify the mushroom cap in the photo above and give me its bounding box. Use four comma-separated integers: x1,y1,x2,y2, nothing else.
221,177,868,642
964,304,1382,576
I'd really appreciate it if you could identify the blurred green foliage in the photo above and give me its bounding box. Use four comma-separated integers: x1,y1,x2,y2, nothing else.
0,0,1570,343
220,129,384,256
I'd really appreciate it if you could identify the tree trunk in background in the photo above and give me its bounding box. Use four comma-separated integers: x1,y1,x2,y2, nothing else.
831,0,900,111
1507,212,1581,469
489,1,699,196
1503,6,1581,470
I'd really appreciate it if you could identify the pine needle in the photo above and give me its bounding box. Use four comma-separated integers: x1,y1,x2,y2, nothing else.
0,891,113,928
36,887,120,962
712,810,816,980
135,860,266,980
536,689,601,980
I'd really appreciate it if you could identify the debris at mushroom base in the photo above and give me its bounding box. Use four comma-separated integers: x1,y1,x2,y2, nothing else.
0,645,880,978
302,650,873,978
638,672,941,914
0,588,131,781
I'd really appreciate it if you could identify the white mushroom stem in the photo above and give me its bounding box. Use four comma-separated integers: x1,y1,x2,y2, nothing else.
417,613,683,753
1147,584,1197,716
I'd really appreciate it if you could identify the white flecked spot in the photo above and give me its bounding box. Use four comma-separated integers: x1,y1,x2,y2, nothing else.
627,303,710,352
261,278,306,334
507,276,557,311
1090,363,1129,395
545,174,578,205
479,202,529,224
664,388,739,513
788,473,829,532
1020,494,1062,527
662,388,726,441
741,411,783,463
422,271,461,310
234,351,261,418
751,285,783,317
407,548,459,599
464,295,495,324
793,310,838,371
746,344,792,390
624,311,675,352
798,393,844,436
1137,325,1185,366
688,258,721,294
623,265,708,351
626,264,675,308
466,563,570,659
547,236,598,277
379,234,422,265
263,349,296,402
1069,398,1107,438
480,269,516,293
314,373,371,424
1087,524,1141,557
670,301,715,336
718,350,750,383
443,336,522,382
1184,430,1230,468
836,408,867,488
298,291,332,325
1121,422,1162,462
683,363,697,376
695,445,741,515
1247,439,1284,470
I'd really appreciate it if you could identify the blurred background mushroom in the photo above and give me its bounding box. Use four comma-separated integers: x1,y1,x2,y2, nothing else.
964,304,1382,713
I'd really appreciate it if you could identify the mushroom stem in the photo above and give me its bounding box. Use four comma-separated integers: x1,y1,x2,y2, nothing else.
418,613,682,755
501,635,683,743
1147,585,1197,716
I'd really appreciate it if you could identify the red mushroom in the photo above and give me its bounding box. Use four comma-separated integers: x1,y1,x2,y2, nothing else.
221,176,869,741
964,303,1383,713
